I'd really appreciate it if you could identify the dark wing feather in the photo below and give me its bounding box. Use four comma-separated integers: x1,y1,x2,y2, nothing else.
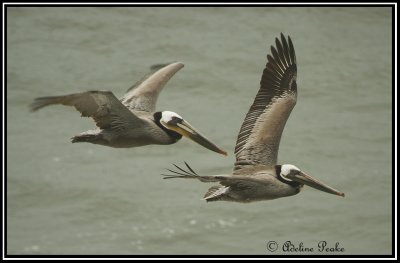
120,62,184,112
30,91,143,130
234,33,297,171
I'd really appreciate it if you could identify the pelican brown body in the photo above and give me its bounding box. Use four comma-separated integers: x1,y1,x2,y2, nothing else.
30,62,227,155
163,34,345,202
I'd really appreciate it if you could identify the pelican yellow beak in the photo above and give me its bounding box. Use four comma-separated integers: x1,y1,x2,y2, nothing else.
162,119,227,156
290,171,345,197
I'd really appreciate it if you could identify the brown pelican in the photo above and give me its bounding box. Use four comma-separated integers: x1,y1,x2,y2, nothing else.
163,34,345,202
30,62,227,155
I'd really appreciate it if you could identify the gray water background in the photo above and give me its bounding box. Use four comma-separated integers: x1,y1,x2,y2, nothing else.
6,7,392,255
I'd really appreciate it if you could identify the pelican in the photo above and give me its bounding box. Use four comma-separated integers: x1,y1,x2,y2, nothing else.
163,34,345,202
30,62,227,155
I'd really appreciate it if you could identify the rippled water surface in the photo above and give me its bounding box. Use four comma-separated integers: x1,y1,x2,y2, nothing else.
6,7,392,255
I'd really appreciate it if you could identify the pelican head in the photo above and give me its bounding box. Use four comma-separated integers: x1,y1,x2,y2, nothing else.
278,164,344,197
154,111,227,156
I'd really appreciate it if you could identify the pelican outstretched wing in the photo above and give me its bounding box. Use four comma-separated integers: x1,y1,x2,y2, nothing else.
120,62,184,112
234,33,297,170
30,91,144,130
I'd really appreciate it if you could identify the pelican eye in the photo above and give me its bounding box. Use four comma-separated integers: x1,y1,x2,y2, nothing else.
168,116,183,125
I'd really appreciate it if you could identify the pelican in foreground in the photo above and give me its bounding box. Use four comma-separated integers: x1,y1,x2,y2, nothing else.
163,34,344,202
30,62,227,155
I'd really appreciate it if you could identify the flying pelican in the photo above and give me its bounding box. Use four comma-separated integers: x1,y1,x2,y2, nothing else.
30,62,227,155
163,34,345,202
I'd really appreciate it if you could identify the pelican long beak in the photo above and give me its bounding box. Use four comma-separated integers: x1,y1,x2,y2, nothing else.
163,119,227,156
290,172,345,197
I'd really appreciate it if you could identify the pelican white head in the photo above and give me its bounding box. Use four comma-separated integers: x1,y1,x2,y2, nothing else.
279,164,345,197
157,111,227,156
160,111,183,124
280,164,300,181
